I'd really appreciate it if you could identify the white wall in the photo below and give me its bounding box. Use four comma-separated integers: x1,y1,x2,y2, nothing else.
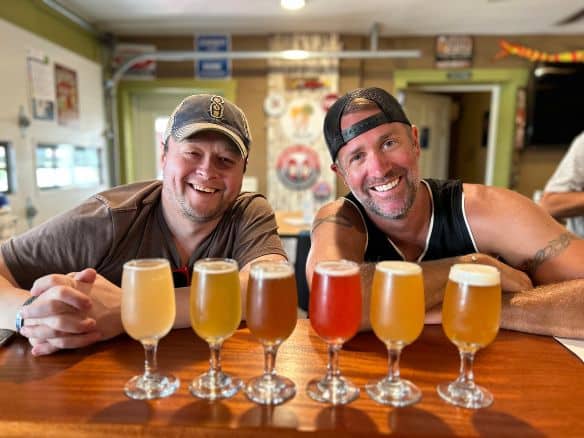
0,18,108,235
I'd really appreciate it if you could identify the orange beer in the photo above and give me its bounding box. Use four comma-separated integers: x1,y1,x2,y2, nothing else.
247,261,297,345
442,264,501,350
370,261,424,346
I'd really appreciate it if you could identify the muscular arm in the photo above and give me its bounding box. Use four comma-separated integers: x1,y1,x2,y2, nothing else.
464,184,584,338
540,191,584,220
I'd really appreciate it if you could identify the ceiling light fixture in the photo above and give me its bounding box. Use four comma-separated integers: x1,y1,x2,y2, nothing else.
281,0,306,11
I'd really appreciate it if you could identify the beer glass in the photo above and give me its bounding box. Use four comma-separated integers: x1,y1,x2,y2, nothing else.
244,260,298,405
437,263,501,409
307,260,362,405
365,261,425,406
190,258,243,400
121,258,179,399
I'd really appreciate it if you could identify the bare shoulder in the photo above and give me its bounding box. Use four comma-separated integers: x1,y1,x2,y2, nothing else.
312,198,365,234
308,198,367,266
462,183,584,282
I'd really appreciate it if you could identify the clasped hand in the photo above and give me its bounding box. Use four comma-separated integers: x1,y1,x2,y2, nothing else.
18,268,122,356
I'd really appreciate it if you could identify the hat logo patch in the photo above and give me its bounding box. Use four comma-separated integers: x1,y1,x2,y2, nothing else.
209,95,225,120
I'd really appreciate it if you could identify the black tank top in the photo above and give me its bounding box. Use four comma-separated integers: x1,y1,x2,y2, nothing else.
344,179,477,262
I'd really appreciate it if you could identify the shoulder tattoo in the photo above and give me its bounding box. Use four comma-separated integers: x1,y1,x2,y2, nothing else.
312,214,354,233
521,232,576,276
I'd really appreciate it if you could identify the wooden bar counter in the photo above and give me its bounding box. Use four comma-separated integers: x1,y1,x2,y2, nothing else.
0,319,582,437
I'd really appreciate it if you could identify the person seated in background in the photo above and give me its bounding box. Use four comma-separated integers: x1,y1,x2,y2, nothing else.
540,131,584,237
0,94,287,356
307,87,584,339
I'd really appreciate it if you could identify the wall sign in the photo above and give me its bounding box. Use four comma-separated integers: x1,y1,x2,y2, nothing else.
195,34,231,79
436,35,473,69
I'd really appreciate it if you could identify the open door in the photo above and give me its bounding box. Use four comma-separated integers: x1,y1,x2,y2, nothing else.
401,91,452,180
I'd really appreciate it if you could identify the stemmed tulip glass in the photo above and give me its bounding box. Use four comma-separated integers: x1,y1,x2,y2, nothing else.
365,261,425,406
244,260,298,405
307,260,362,405
121,258,179,399
437,263,501,409
190,258,243,400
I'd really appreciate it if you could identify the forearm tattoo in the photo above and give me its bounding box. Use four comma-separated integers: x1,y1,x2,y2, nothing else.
521,232,576,276
312,214,354,232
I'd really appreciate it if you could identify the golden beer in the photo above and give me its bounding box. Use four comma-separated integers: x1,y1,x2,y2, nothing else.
191,259,241,344
121,259,175,342
370,261,424,345
247,261,297,345
442,264,501,350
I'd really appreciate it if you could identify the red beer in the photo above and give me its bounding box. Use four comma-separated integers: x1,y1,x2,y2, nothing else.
309,260,362,343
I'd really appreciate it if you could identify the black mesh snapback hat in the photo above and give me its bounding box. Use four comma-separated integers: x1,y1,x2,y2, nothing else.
323,87,411,162
163,94,252,158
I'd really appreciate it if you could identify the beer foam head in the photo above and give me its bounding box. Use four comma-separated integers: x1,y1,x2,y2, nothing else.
251,260,294,279
315,260,360,277
376,261,422,276
194,258,238,274
449,263,500,286
124,258,170,271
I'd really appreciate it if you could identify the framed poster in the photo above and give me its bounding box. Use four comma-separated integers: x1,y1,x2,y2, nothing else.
435,35,473,69
27,50,55,121
55,64,79,127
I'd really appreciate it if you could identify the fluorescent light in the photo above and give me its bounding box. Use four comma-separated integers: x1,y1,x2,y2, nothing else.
281,50,310,60
281,0,306,11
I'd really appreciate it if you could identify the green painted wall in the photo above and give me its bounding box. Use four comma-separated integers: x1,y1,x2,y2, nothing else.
0,0,101,62
394,69,528,187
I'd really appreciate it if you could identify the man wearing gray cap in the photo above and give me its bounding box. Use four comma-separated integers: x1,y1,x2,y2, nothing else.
308,86,584,338
0,94,287,355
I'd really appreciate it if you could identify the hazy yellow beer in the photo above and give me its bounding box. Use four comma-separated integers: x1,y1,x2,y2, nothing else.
442,264,501,349
191,258,241,344
122,258,175,341
370,261,425,345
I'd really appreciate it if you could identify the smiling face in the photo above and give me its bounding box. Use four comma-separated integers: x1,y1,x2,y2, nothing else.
161,130,246,224
333,108,421,220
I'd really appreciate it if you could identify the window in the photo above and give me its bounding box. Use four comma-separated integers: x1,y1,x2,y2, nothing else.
36,143,103,189
0,142,13,193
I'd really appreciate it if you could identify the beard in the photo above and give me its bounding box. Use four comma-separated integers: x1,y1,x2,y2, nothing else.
164,184,225,224
357,171,419,220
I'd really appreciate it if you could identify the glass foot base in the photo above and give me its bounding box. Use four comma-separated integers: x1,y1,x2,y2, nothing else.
190,370,242,400
306,375,359,405
124,373,180,400
437,381,493,409
244,374,296,405
365,377,421,407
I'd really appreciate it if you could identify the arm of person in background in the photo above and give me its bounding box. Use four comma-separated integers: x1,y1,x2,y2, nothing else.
306,199,532,331
540,191,584,220
464,183,584,338
540,132,584,222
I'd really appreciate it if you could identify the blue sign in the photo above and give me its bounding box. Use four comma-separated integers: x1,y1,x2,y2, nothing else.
195,35,231,79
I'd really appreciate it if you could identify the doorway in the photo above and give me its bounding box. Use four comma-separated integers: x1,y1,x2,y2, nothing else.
401,85,499,185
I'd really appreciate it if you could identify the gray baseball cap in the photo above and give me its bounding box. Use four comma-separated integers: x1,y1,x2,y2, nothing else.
163,94,252,158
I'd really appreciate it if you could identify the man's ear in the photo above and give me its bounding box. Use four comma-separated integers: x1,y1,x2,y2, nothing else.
330,162,348,186
410,125,421,156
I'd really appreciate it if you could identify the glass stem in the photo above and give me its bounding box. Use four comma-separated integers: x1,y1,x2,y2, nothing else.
326,343,342,380
209,342,223,376
457,350,476,387
142,340,159,378
263,344,279,380
386,345,403,383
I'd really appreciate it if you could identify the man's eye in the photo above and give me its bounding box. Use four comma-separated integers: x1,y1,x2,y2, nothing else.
382,139,396,149
349,153,364,163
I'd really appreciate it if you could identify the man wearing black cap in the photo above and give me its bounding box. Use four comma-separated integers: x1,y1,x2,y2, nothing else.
0,94,287,355
308,87,584,338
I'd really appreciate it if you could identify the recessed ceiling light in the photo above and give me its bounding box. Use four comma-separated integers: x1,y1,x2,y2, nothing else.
281,0,306,11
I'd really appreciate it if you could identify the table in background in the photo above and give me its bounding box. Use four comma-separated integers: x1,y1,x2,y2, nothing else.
274,211,311,238
0,320,582,437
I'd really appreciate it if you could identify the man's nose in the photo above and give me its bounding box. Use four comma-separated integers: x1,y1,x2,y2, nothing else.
367,149,390,177
195,155,217,178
